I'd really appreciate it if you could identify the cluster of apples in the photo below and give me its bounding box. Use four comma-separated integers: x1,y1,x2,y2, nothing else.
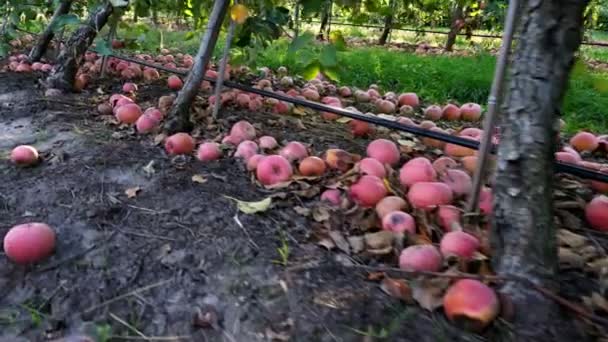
555,131,608,232
3,53,53,73
98,83,171,133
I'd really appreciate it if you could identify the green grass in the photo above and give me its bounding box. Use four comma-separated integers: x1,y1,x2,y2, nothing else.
256,39,608,133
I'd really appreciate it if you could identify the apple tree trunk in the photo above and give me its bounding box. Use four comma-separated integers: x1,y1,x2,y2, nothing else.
445,5,463,51
45,2,113,91
29,0,73,62
378,0,395,45
491,0,590,340
164,0,229,134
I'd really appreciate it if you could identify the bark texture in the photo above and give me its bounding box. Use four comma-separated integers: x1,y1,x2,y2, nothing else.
164,0,229,134
378,0,395,45
491,0,591,340
445,5,463,51
45,2,113,91
29,0,73,62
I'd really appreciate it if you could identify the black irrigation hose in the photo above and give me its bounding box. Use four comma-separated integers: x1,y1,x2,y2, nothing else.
308,20,608,48
84,49,608,184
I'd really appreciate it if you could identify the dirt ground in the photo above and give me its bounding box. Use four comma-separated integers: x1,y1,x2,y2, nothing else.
0,71,605,342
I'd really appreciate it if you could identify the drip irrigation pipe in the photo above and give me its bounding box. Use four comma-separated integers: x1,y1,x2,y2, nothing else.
81,49,608,184
306,20,608,48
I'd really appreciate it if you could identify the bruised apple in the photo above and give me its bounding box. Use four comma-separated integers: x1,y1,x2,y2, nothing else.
197,142,222,161
367,139,400,165
348,175,387,207
230,120,256,143
10,145,39,166
424,105,443,121
437,205,461,232
349,120,373,137
299,156,326,176
321,189,341,206
440,231,480,259
442,104,461,121
280,141,309,162
376,196,408,219
3,222,56,264
167,75,183,90
440,169,472,198
432,157,457,174
382,211,416,234
165,133,195,155
358,158,386,178
399,244,442,272
258,136,278,150
246,154,264,171
399,157,437,187
115,103,143,124
235,140,259,161
135,113,160,133
256,155,293,185
398,93,419,107
324,148,360,172
585,195,608,231
443,279,499,332
460,103,482,121
570,132,598,152
407,182,453,210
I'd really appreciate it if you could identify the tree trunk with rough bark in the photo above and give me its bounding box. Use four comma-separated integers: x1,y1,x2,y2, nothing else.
318,6,329,40
164,0,229,134
29,0,73,62
378,0,396,45
45,2,113,91
445,5,463,51
491,0,591,340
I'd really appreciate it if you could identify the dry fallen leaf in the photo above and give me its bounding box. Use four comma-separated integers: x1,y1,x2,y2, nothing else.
192,174,208,184
312,206,330,222
380,277,414,303
348,236,365,254
125,186,141,198
329,230,350,255
154,133,167,146
293,206,311,216
557,229,587,248
336,117,352,123
223,195,272,214
588,257,608,274
558,247,585,268
364,231,394,250
410,276,452,311
318,237,335,250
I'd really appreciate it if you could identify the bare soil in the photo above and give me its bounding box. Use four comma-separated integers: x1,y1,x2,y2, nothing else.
0,71,605,342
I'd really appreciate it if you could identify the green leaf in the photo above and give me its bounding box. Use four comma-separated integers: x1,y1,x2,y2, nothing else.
322,65,340,82
0,42,9,58
329,31,347,51
51,14,80,32
301,0,323,17
184,31,196,41
223,195,272,214
288,31,314,56
319,44,337,67
302,60,321,80
95,39,113,56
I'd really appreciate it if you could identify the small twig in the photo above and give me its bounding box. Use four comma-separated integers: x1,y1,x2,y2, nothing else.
126,204,161,214
110,312,148,339
345,264,505,282
83,279,171,314
233,212,260,250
